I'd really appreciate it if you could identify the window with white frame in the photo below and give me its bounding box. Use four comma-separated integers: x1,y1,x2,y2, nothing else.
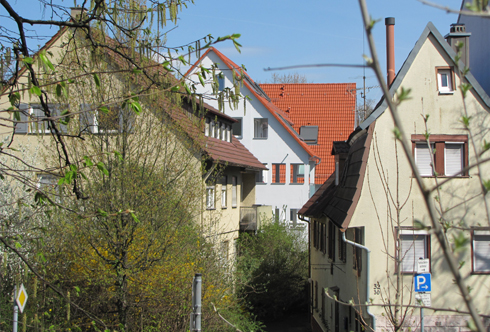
254,118,268,138
206,184,215,209
80,104,133,134
204,118,210,137
414,143,434,176
412,135,467,177
437,67,454,94
226,125,232,142
14,104,68,134
290,208,298,225
231,176,237,208
209,120,215,138
255,164,268,183
472,229,490,273
232,118,242,137
398,229,430,273
37,173,61,201
221,176,227,208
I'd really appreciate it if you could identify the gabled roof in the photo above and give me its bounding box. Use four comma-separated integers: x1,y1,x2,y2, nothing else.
301,21,490,228
260,83,356,184
185,48,320,162
360,21,490,130
299,126,373,228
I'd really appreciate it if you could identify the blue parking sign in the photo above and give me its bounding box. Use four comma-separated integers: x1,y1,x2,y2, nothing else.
414,273,431,292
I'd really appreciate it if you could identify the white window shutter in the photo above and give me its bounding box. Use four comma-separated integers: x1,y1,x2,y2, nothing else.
14,104,29,134
445,143,463,176
400,234,427,272
415,143,433,176
474,231,490,272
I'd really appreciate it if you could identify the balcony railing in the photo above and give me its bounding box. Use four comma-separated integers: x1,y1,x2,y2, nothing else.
239,205,272,232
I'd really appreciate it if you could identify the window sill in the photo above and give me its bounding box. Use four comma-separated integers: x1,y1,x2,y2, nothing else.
255,182,268,185
206,208,216,211
471,271,490,275
221,207,227,209
419,175,469,178
253,137,268,140
271,183,286,185
290,183,305,185
232,205,237,208
438,90,455,95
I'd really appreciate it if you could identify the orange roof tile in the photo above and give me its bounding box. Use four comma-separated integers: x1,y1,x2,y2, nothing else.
260,83,356,184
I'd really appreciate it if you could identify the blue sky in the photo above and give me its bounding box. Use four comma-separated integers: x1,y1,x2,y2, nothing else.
2,0,463,102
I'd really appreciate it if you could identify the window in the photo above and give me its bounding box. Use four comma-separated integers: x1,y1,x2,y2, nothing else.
206,184,215,209
37,173,60,198
412,135,468,177
300,125,318,145
437,67,454,93
472,229,490,273
271,163,286,184
291,164,305,184
254,118,268,138
398,229,430,273
290,208,298,224
14,104,68,134
204,118,210,137
232,118,242,137
216,74,225,91
328,221,336,261
80,105,133,134
220,122,226,140
255,164,268,183
321,223,326,254
221,176,227,208
232,176,237,208
226,125,232,142
338,229,346,263
313,220,318,249
215,121,220,138
353,227,363,275
209,120,215,138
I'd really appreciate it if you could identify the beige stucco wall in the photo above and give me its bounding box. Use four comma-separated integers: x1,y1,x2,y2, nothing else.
311,34,490,331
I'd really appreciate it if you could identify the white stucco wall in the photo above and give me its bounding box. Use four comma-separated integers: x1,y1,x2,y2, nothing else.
188,51,315,222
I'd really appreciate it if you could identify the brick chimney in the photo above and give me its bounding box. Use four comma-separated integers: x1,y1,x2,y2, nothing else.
385,17,395,85
445,23,471,67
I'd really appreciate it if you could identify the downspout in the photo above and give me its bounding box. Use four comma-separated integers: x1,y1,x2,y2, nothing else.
299,214,311,318
342,232,376,331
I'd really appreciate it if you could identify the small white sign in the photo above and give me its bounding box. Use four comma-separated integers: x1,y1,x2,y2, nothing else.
415,293,431,307
417,258,430,273
16,284,28,313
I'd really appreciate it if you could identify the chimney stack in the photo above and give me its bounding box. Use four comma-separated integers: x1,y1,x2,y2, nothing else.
445,23,471,68
385,17,395,85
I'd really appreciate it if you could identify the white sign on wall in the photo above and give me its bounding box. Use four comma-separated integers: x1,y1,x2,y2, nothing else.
417,258,430,273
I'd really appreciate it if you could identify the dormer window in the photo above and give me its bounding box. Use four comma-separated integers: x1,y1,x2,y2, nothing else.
437,67,454,94
300,126,319,145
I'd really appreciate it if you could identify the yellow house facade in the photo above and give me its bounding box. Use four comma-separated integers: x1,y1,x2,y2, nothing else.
301,22,490,332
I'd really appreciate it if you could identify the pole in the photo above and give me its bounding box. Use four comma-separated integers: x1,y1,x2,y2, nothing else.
190,273,202,332
420,306,424,332
13,285,18,332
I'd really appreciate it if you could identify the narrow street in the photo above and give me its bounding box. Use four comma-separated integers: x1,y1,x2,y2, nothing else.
264,312,312,332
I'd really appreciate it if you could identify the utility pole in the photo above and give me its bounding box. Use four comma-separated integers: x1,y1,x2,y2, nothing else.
190,273,202,332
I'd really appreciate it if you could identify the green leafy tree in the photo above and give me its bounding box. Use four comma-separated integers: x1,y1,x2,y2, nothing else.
236,220,308,321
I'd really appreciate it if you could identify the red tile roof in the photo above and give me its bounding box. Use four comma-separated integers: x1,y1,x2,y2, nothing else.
185,48,319,162
260,83,356,184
